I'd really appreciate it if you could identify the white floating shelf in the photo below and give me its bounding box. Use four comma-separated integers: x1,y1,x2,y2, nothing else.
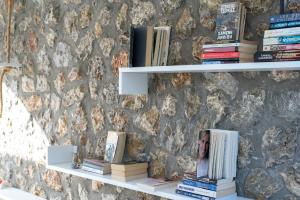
0,188,46,200
47,146,252,200
119,61,300,95
0,62,21,69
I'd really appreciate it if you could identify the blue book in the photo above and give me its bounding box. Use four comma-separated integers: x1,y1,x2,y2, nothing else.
263,35,300,45
270,21,300,29
270,13,300,23
182,179,217,191
176,189,214,200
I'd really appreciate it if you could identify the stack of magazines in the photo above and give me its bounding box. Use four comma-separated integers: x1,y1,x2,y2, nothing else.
81,159,111,175
176,172,237,200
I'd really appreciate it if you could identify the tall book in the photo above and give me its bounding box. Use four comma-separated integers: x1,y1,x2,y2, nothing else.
104,131,126,164
215,2,245,41
129,26,154,67
197,129,238,180
152,26,171,66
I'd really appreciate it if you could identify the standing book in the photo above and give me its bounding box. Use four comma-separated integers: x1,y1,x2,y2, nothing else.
104,131,126,163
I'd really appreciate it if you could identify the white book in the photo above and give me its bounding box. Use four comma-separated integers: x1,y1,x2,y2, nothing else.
203,42,257,49
264,27,300,38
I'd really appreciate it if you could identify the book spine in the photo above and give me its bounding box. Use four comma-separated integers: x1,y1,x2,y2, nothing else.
203,47,237,53
201,52,240,59
263,35,300,45
270,21,300,29
203,43,240,49
270,13,300,23
176,189,215,200
264,27,300,38
254,51,300,62
280,0,285,14
202,60,239,64
263,44,300,51
181,179,217,191
81,166,104,174
82,163,104,170
177,184,216,198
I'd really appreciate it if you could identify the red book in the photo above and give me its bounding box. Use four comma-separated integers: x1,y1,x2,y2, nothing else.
201,52,240,59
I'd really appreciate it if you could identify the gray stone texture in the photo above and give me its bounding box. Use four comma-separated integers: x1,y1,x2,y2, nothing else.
0,0,297,199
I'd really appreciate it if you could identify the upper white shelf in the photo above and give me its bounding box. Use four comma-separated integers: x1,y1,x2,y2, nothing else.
47,146,252,200
119,61,300,95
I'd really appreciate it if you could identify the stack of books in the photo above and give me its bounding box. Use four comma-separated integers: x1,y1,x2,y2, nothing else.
111,162,148,181
81,159,111,175
201,2,257,64
176,173,237,200
255,13,300,62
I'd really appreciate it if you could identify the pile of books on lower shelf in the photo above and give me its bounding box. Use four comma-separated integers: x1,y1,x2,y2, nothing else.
176,172,237,200
255,12,300,62
111,162,148,181
81,159,111,175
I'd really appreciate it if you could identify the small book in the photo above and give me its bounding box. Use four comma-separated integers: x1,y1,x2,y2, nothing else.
111,162,148,172
136,178,177,192
111,173,148,182
215,2,245,41
104,131,126,164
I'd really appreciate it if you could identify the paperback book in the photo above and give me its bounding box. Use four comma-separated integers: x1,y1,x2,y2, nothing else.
136,178,177,192
263,44,300,51
104,131,126,164
270,21,300,29
255,50,300,62
215,2,245,41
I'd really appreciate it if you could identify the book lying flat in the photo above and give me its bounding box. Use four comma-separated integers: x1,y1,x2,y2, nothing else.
111,162,148,172
112,167,147,177
111,173,148,182
136,178,178,192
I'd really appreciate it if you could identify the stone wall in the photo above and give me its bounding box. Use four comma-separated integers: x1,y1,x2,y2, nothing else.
0,0,299,199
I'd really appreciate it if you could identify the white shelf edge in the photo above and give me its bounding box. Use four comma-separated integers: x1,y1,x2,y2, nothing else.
0,62,21,68
0,188,46,200
47,146,252,200
119,61,300,73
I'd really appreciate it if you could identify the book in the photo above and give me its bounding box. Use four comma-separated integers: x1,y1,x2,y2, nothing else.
203,42,257,49
280,0,300,14
197,129,238,180
111,162,148,171
254,50,300,62
263,44,300,51
203,46,256,53
270,21,300,29
201,52,253,59
176,189,238,200
129,26,153,67
156,26,171,66
264,27,300,38
152,29,162,66
136,178,178,192
81,165,111,175
215,2,244,41
82,162,107,170
263,35,300,45
104,131,126,164
270,13,300,23
111,173,148,182
177,183,236,198
111,167,147,177
202,60,240,64
83,159,110,167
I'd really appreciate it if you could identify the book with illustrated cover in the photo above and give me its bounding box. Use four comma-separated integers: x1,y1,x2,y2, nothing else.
104,131,126,164
215,2,245,41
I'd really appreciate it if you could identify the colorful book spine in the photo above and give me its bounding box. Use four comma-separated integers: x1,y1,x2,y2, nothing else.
263,44,300,51
177,184,217,198
255,51,300,62
201,52,240,59
181,179,217,191
203,47,238,53
263,35,300,45
270,21,300,29
202,60,239,64
264,27,300,38
270,13,300,23
176,189,215,200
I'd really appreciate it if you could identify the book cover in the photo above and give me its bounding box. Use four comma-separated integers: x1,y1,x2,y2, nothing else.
136,178,177,192
263,44,300,51
215,2,243,41
104,131,126,164
270,13,300,23
263,35,300,45
270,21,300,29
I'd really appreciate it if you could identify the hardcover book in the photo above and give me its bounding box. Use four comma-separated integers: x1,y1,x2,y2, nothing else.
215,2,244,41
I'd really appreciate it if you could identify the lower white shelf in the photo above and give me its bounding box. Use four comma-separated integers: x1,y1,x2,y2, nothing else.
47,146,252,200
0,187,45,200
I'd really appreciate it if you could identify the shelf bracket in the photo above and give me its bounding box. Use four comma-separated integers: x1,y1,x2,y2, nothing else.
119,72,148,95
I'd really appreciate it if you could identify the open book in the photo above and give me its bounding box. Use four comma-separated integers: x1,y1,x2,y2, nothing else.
197,129,239,180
